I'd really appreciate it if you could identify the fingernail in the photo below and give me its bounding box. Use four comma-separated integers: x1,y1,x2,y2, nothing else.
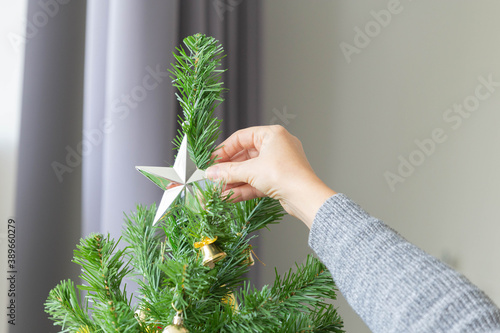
205,166,219,180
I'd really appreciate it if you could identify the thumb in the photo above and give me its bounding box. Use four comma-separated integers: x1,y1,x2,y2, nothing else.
205,160,254,185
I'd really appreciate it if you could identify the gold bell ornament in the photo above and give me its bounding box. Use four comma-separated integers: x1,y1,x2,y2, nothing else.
163,311,188,333
194,237,227,269
241,245,255,266
76,326,92,333
134,308,147,323
221,290,239,312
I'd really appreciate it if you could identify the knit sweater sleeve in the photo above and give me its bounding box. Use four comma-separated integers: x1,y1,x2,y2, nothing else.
308,193,500,333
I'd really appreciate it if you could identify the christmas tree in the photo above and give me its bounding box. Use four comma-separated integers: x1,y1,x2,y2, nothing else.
45,33,344,333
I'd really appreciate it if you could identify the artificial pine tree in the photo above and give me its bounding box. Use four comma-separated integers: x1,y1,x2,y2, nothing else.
45,33,344,333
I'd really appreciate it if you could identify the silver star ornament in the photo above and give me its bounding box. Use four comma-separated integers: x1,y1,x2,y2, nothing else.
136,135,206,225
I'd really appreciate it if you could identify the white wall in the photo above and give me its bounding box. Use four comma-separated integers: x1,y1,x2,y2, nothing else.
0,1,26,332
260,1,500,332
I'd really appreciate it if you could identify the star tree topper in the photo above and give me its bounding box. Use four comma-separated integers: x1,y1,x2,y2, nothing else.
136,135,206,225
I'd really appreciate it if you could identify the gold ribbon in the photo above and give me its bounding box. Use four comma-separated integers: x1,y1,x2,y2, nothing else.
194,236,217,249
249,246,265,266
171,303,182,313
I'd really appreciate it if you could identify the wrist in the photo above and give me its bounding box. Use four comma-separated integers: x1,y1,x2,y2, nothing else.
288,175,336,229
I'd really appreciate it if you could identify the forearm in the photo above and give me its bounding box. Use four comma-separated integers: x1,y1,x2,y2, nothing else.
309,194,500,333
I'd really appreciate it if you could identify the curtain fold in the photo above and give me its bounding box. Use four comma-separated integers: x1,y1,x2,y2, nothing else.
82,0,109,236
14,1,262,332
86,0,180,239
13,1,87,332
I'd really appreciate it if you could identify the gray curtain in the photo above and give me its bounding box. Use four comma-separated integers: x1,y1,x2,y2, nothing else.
14,1,262,332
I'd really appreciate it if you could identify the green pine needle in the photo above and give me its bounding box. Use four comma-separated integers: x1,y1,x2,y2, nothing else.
170,33,226,170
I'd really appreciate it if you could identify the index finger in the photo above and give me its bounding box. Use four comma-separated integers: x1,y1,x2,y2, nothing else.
212,126,267,162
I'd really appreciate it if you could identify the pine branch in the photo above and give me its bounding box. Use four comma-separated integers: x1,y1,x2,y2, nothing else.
279,304,344,333
222,285,275,330
91,300,139,333
309,304,344,333
73,234,132,304
182,182,235,242
270,255,337,307
122,204,164,295
170,33,226,169
159,260,213,310
45,280,97,333
229,255,343,333
72,234,139,333
234,197,285,234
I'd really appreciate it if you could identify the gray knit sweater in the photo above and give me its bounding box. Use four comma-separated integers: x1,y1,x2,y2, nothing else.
309,193,500,332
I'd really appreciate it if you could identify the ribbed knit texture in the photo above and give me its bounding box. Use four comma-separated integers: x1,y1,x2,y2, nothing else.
309,193,500,333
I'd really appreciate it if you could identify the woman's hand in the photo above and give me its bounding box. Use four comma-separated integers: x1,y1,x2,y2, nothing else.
205,125,336,228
